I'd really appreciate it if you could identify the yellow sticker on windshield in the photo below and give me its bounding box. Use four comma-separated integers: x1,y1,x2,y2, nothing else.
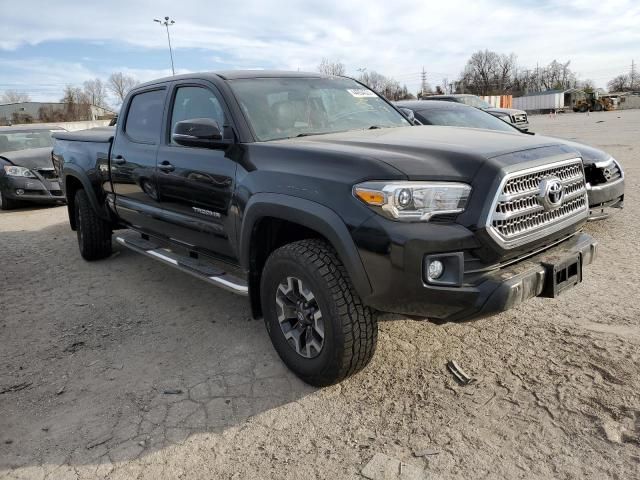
347,89,377,98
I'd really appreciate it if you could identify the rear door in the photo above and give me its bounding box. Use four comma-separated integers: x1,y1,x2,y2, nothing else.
111,87,167,232
155,81,238,261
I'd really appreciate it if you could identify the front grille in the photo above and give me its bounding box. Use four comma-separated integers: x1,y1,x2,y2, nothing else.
585,160,622,186
37,168,58,180
487,158,588,248
512,113,528,124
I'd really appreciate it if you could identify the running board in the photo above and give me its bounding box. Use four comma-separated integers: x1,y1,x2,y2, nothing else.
114,231,248,296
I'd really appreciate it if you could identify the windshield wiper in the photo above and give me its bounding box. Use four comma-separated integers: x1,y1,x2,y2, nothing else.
295,132,324,137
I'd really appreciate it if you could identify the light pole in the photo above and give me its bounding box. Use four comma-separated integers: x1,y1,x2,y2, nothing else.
154,16,176,75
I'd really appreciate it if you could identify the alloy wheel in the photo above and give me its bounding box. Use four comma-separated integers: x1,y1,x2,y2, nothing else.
275,276,325,358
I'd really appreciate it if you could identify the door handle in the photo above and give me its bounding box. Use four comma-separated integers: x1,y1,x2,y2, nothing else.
158,161,175,172
113,155,126,165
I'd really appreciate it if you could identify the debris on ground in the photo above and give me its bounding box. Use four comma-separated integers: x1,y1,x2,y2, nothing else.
0,382,32,394
446,360,476,385
162,389,183,395
86,435,112,450
412,448,439,458
361,453,426,480
63,342,85,353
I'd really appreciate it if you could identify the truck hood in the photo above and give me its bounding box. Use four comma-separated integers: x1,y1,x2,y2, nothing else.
0,147,53,170
276,126,573,181
531,135,610,165
486,107,526,116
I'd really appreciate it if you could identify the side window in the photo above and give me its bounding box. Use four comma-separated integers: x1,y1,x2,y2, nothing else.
170,86,226,144
125,89,165,144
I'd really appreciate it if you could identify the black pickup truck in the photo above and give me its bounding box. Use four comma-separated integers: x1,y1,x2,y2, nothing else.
53,71,598,386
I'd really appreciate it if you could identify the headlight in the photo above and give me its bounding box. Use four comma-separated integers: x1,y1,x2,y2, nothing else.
3,165,36,178
353,181,471,221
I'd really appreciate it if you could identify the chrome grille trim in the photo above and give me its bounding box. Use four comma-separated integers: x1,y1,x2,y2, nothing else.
486,158,588,249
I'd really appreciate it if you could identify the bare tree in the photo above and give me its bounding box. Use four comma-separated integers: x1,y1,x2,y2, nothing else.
357,70,414,100
83,79,108,108
108,72,139,104
60,85,91,121
579,79,596,93
357,70,388,93
317,58,346,76
607,74,633,92
1,90,31,103
538,60,576,90
458,50,517,95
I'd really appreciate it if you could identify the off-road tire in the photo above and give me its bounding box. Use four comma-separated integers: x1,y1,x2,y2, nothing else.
0,189,20,210
75,189,112,260
260,239,377,386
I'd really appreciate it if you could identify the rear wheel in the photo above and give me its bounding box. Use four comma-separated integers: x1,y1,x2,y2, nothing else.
593,102,603,112
579,104,589,113
0,189,20,210
260,239,377,386
75,189,112,260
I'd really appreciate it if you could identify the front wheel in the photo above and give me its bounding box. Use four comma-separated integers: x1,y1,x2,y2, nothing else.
75,189,112,260
260,239,378,386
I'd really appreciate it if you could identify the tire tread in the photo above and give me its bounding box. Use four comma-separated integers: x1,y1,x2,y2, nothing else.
268,239,377,385
75,189,112,260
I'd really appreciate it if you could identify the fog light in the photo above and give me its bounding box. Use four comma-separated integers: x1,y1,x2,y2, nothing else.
427,260,444,280
15,189,25,196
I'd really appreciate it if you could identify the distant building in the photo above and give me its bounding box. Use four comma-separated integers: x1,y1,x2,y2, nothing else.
0,102,116,125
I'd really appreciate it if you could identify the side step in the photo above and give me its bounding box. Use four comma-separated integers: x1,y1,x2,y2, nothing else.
114,231,248,296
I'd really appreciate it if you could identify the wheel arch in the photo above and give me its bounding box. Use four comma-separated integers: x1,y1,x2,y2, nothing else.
63,165,110,230
240,193,373,318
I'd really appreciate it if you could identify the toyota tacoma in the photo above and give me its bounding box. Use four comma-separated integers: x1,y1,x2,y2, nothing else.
52,71,597,386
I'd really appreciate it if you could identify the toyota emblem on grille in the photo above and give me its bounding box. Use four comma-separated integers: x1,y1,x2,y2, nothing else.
537,177,564,211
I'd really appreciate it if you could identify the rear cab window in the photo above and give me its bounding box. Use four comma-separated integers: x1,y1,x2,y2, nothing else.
125,89,166,144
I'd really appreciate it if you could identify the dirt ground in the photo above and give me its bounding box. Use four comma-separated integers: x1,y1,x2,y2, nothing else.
1,110,639,480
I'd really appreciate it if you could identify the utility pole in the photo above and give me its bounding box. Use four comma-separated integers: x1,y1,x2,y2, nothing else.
632,59,636,90
420,67,427,98
154,16,176,75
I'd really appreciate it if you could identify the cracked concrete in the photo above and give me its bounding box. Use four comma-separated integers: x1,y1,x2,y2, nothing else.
1,110,640,479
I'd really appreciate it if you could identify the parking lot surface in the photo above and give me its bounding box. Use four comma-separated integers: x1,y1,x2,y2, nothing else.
1,110,639,479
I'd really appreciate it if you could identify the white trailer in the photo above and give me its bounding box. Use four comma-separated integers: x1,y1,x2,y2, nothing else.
513,91,565,111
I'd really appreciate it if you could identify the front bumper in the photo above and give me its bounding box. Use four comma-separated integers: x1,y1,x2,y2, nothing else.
459,232,597,321
587,178,624,219
513,121,530,131
358,226,597,321
0,175,66,204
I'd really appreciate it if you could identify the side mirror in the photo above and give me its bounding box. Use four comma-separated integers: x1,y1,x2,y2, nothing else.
172,118,226,148
398,107,420,125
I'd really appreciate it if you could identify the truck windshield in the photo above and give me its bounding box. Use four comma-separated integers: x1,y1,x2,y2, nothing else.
0,130,57,154
415,107,516,132
229,77,410,141
458,96,493,110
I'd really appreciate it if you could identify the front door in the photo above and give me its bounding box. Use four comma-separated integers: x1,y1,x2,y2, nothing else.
111,87,167,232
155,83,238,261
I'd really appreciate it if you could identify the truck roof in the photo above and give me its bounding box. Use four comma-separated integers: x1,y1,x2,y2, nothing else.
136,70,327,89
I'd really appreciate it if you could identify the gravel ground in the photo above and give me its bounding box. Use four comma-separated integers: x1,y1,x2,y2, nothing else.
1,110,639,479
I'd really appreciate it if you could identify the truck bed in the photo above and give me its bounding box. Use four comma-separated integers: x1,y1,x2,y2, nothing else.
52,127,115,143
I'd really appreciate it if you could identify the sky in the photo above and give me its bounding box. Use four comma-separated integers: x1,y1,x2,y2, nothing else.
1,0,639,105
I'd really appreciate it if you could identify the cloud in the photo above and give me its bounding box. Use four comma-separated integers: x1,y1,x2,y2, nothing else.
1,0,639,99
